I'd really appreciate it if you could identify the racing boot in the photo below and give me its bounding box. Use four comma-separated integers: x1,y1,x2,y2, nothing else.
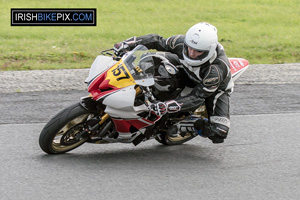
194,118,209,137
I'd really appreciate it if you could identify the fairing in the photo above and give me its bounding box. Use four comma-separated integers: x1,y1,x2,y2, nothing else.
87,45,155,101
229,58,249,81
86,46,158,134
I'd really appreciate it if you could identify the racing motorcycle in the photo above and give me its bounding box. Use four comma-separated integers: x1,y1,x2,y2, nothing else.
39,45,249,154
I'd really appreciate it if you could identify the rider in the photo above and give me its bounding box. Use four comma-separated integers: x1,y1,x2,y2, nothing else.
113,22,233,144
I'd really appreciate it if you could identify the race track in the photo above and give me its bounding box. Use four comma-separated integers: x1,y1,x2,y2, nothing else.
1,64,300,200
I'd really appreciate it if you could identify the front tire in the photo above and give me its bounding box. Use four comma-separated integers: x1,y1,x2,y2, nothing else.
39,103,92,154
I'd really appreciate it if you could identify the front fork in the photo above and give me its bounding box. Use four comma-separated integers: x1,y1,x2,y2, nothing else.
79,96,111,138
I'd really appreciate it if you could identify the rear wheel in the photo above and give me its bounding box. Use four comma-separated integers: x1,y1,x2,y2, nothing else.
155,131,196,145
39,103,93,154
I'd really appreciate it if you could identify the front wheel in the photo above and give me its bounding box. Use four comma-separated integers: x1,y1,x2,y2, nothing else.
155,131,196,145
39,103,93,154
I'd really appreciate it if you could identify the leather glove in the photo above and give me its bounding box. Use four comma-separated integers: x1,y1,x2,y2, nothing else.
151,101,167,116
151,100,182,116
113,42,129,57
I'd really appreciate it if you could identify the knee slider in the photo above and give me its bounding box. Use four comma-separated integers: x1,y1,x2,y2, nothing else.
208,123,229,144
212,123,229,138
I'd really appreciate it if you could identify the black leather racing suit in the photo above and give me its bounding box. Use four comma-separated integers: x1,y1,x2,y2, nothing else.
122,34,233,143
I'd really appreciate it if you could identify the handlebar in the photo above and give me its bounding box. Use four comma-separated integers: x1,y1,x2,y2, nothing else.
100,49,114,56
100,49,121,61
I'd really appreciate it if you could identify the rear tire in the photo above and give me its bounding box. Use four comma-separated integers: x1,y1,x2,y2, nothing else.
39,103,92,154
155,131,196,145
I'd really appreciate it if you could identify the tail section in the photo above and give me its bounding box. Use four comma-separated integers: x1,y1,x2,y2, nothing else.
229,58,249,81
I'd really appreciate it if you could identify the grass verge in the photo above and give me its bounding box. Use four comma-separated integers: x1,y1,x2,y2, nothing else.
1,0,299,71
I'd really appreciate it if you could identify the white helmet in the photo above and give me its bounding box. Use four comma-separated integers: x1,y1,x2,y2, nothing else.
183,22,218,66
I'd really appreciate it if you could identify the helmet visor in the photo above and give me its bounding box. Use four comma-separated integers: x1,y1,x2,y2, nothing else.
183,43,209,61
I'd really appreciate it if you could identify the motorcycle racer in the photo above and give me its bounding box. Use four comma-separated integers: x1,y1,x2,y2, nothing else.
114,22,233,144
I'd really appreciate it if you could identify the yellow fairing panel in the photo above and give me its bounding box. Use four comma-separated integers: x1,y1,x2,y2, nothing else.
106,62,136,88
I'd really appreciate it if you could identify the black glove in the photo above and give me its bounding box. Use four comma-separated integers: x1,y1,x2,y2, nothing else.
113,42,129,57
151,101,167,116
113,37,138,57
151,100,182,116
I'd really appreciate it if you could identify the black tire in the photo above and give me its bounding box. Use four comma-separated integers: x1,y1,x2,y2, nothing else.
39,103,92,154
155,131,196,145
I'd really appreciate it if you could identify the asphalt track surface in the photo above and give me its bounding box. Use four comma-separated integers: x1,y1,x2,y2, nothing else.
1,65,300,200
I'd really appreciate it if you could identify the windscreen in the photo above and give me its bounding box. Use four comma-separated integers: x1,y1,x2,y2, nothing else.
123,45,155,81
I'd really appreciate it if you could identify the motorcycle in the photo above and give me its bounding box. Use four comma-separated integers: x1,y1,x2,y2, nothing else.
39,45,249,154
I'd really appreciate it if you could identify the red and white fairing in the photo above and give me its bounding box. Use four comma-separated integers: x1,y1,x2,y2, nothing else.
86,47,158,138
102,85,155,135
229,58,249,81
